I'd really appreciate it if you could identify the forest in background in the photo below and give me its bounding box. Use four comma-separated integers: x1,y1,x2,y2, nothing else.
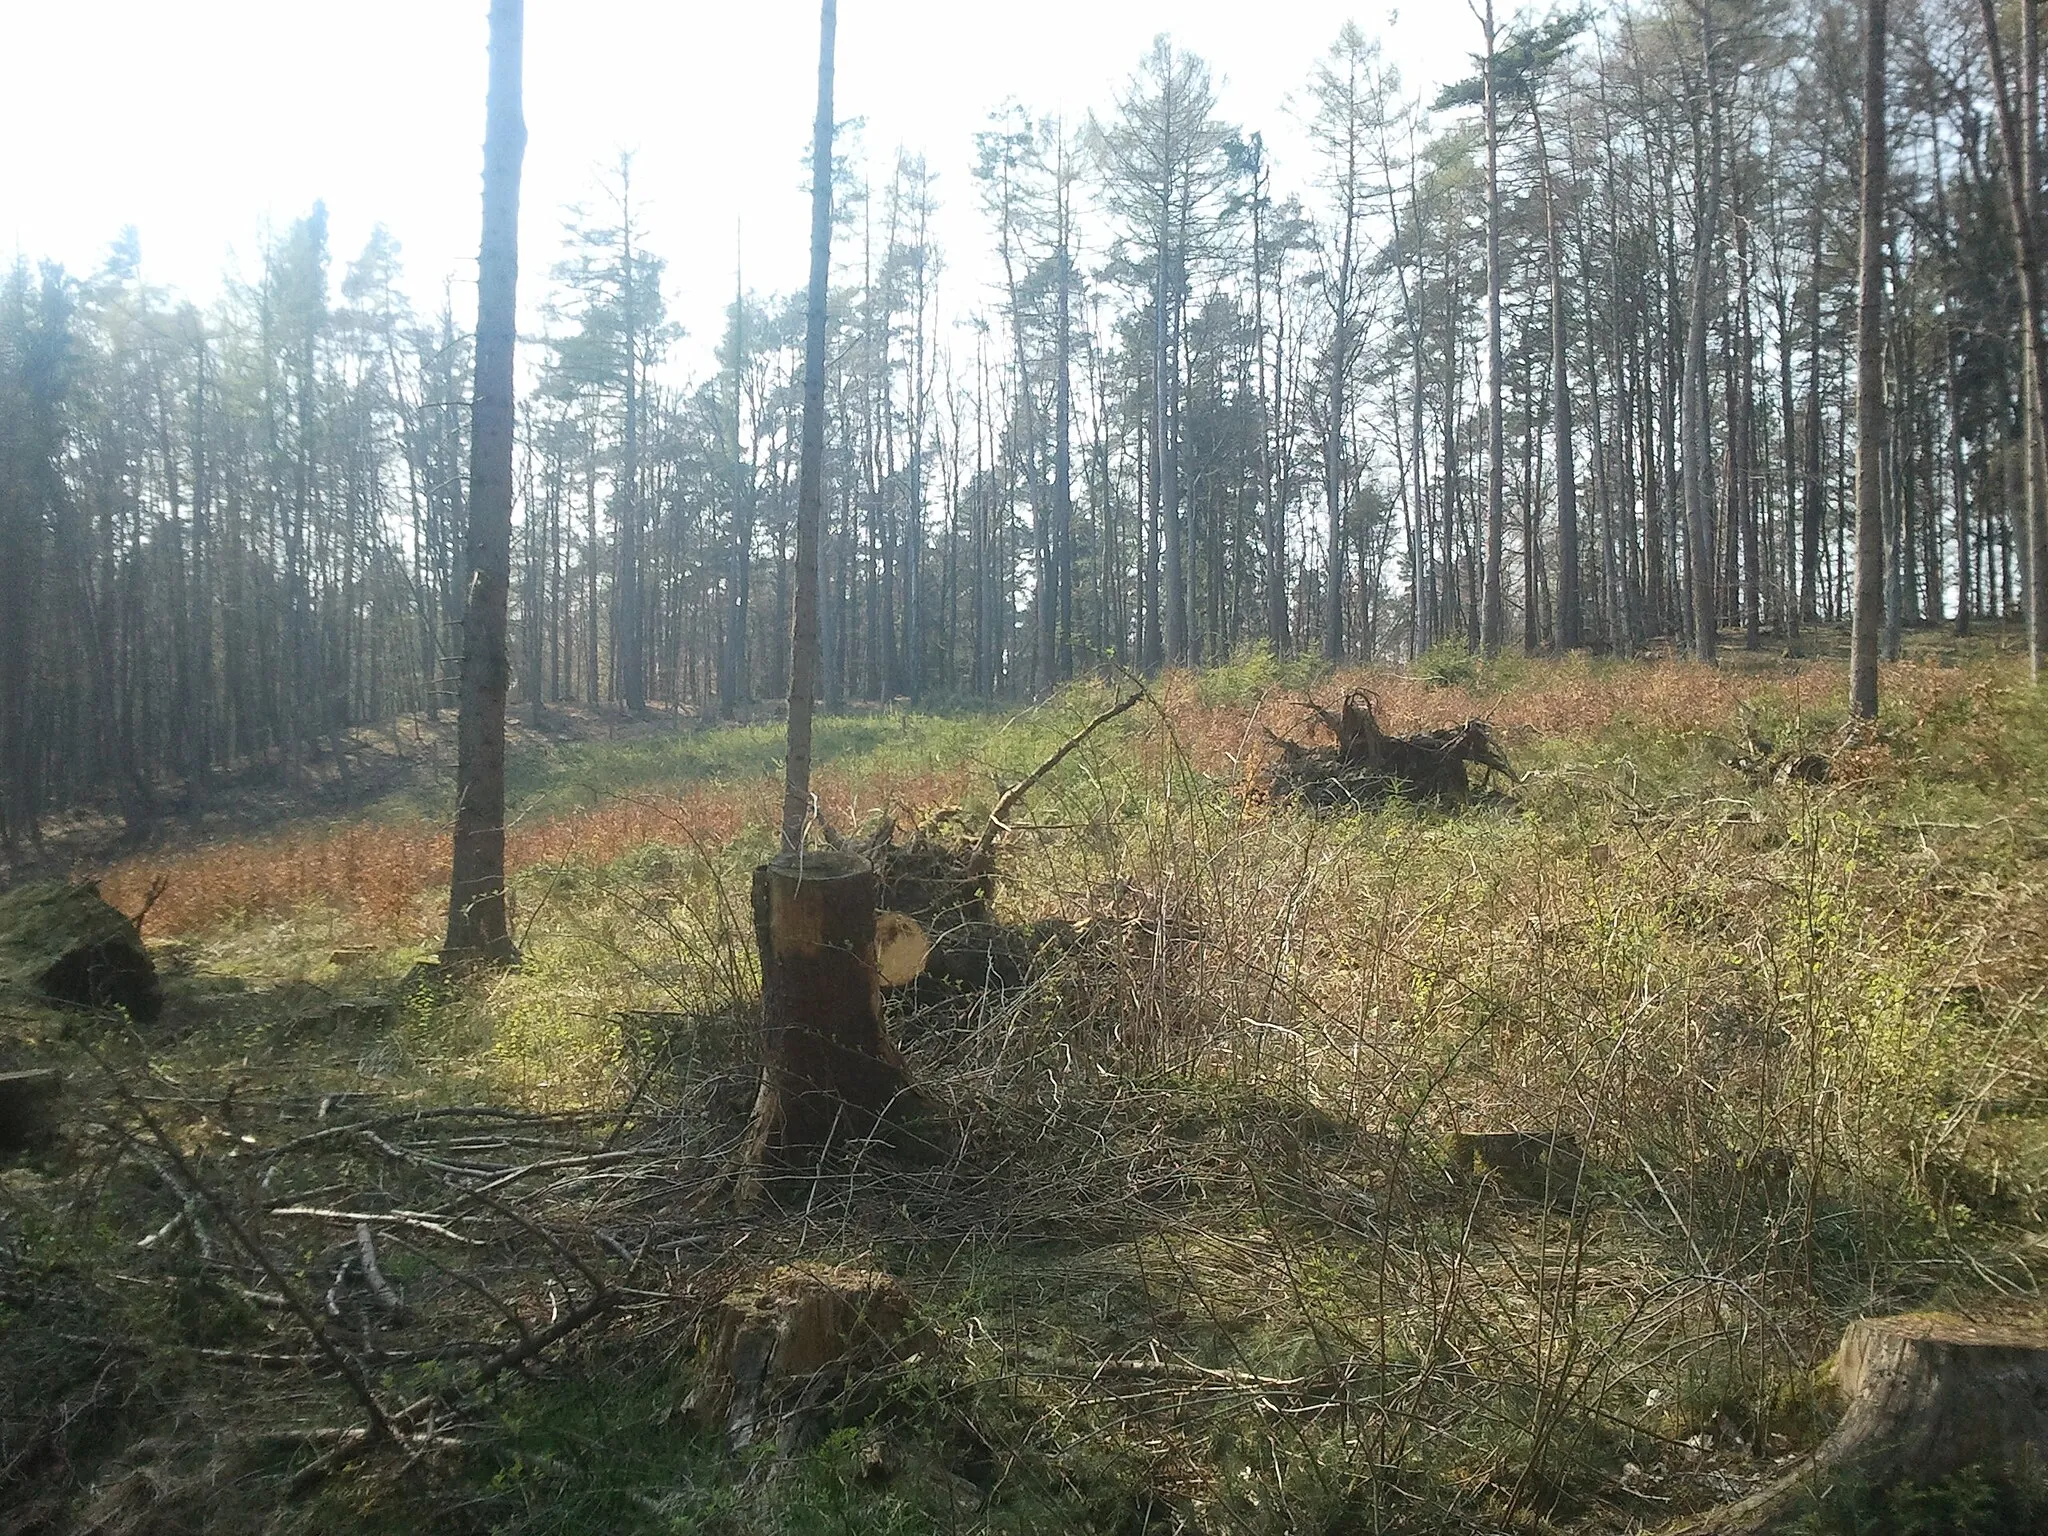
2,0,2044,844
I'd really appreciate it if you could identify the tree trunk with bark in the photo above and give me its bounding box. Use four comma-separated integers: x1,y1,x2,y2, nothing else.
1481,0,1507,657
742,850,924,1173
744,0,925,1184
1534,100,1580,650
1849,0,1887,720
1979,0,2048,682
780,0,836,854
442,0,525,969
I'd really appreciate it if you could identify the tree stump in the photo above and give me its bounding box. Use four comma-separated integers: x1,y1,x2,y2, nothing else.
1677,1312,2048,1533
742,849,930,1176
684,1263,921,1450
1450,1129,1585,1204
0,882,161,1022
0,1069,62,1151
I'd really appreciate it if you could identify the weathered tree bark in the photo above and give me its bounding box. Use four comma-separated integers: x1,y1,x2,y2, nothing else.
743,850,924,1172
442,0,525,968
1678,1313,2048,1534
1849,0,1887,720
686,1263,919,1451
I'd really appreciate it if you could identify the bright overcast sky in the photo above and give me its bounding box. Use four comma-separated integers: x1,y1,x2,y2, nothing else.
2,0,1480,380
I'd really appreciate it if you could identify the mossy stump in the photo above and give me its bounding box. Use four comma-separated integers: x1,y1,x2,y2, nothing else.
1677,1313,2048,1533
0,881,160,1022
1450,1128,1585,1204
685,1263,920,1450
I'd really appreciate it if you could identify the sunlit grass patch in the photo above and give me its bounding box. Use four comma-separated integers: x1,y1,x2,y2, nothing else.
36,642,2048,1534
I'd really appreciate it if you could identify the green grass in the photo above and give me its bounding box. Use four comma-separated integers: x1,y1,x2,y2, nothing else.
10,637,2048,1534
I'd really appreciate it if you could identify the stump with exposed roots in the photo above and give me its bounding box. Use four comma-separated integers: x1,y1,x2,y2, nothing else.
741,849,934,1179
1259,691,1514,810
1676,1312,2048,1533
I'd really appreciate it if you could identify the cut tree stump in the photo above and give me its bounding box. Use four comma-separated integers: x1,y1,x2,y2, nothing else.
685,1263,922,1450
1675,1312,2048,1533
0,1069,63,1150
1450,1129,1585,1204
742,849,932,1175
0,881,162,1022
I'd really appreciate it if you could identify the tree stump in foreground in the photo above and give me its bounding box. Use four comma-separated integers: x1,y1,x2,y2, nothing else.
742,849,930,1178
1678,1312,2048,1533
685,1263,920,1450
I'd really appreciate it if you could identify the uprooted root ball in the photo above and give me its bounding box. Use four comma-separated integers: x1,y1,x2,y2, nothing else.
1258,690,1515,810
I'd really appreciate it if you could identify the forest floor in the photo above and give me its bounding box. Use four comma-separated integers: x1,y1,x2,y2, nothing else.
6,625,2048,1535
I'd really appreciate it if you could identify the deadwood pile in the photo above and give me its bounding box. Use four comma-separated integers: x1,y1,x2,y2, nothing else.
1260,691,1514,809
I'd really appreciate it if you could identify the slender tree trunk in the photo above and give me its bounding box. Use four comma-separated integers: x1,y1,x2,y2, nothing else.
1052,158,1075,686
725,242,750,719
1481,0,1507,656
1683,0,1724,665
1850,0,1888,719
1533,101,1580,650
620,171,646,714
782,0,836,851
1803,200,1825,625
1980,0,2048,679
1158,198,1186,666
443,0,525,967
1737,206,1761,650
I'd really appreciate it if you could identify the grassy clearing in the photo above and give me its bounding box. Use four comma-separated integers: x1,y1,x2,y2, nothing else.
7,633,2048,1534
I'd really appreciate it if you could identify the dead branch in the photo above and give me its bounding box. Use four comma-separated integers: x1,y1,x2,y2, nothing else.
968,688,1146,876
267,1206,479,1245
94,1061,399,1448
353,1224,408,1320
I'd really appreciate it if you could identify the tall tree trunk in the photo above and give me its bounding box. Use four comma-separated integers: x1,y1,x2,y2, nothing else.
782,0,836,851
1481,0,1507,656
1158,208,1186,667
619,171,645,714
443,0,525,968
1850,0,1888,720
1682,0,1723,665
1737,204,1761,650
1802,199,1825,625
724,243,750,719
1533,101,1580,650
1980,0,2048,680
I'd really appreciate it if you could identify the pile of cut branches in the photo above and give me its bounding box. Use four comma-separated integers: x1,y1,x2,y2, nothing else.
1259,690,1514,809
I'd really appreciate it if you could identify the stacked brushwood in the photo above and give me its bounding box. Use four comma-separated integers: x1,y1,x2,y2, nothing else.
1261,691,1514,809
